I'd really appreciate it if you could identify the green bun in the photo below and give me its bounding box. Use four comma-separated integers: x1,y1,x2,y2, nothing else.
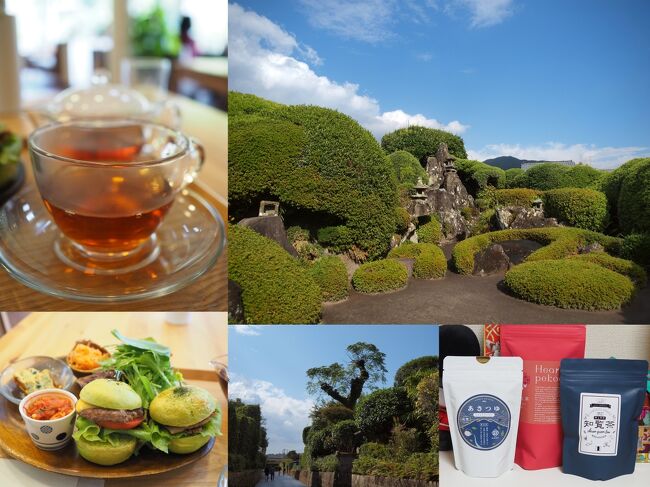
150,385,216,427
169,434,211,454
79,379,142,410
75,435,137,466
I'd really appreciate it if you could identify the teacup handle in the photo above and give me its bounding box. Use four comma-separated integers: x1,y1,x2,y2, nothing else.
184,137,205,186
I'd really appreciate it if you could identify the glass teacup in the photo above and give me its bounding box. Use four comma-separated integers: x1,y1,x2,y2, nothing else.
29,119,204,274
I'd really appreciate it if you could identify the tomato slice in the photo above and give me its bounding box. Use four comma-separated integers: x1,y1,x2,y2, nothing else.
96,417,144,430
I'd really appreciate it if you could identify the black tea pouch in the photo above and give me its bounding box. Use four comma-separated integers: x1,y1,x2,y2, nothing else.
560,358,648,480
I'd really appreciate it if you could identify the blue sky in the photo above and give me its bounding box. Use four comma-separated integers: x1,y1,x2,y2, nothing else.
229,0,650,168
229,325,438,453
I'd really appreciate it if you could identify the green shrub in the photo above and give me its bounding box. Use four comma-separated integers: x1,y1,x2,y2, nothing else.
228,224,322,323
352,259,408,293
388,243,446,279
403,452,439,480
451,227,622,275
394,356,438,387
381,126,467,162
287,225,310,244
316,226,353,252
311,403,355,428
353,450,438,480
505,168,524,188
296,241,325,262
355,387,412,442
565,164,605,189
456,159,506,195
313,454,339,472
491,188,542,208
568,252,647,287
395,207,411,235
417,219,442,244
542,188,608,231
230,92,398,259
621,233,650,269
329,420,358,452
611,158,650,234
309,256,349,301
306,427,334,457
522,163,571,190
504,259,635,310
388,150,429,185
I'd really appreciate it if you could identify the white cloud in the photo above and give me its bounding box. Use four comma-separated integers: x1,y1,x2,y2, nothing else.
468,142,650,169
448,0,514,28
232,325,264,336
416,52,434,62
229,3,468,139
229,375,314,453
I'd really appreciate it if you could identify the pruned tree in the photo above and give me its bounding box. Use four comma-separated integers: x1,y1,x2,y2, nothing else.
306,342,387,409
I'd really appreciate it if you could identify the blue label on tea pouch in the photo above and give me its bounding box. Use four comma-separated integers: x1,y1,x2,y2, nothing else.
457,394,511,450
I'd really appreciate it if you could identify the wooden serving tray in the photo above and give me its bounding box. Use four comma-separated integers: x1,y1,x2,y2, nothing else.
0,369,223,479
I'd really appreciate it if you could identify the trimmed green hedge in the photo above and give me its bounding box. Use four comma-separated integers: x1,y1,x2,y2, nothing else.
543,188,608,231
567,252,647,287
395,207,411,235
602,158,650,234
352,451,438,480
452,227,622,275
513,163,606,191
316,226,353,252
230,92,398,259
388,243,446,279
417,219,442,244
504,259,635,310
621,233,650,269
493,188,541,207
355,388,412,442
352,259,408,293
388,150,428,185
455,159,506,195
228,224,322,323
381,126,467,162
309,256,349,302
505,168,525,188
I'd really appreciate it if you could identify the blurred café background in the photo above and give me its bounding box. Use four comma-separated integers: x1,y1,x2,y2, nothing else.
1,0,228,111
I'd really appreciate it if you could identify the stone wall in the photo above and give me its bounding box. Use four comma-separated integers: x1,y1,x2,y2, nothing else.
297,470,336,487
352,475,438,487
229,470,262,487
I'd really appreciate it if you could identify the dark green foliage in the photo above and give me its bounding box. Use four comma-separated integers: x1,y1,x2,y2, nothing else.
355,388,413,442
352,440,438,480
306,428,333,457
316,226,353,252
417,219,442,244
505,168,525,188
309,256,349,302
387,243,446,279
388,150,429,185
522,163,573,190
230,92,398,259
565,164,605,189
487,188,542,208
621,233,650,269
505,259,635,310
395,207,412,235
329,420,358,452
603,158,650,234
381,126,467,163
455,159,506,196
287,226,310,244
312,454,339,472
394,356,439,388
415,371,439,451
352,259,408,293
568,252,647,287
543,188,608,231
228,224,322,324
229,399,267,472
452,227,622,275
311,403,355,428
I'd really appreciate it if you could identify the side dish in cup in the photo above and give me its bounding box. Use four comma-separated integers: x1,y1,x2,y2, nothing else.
0,356,75,405
67,340,110,373
19,388,77,450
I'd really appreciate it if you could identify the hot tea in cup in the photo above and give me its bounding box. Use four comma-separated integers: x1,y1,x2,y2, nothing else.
29,120,204,273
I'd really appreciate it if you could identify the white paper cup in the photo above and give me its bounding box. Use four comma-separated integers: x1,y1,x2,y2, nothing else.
19,388,77,450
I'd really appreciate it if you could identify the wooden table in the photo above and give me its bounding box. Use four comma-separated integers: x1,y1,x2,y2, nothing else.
0,311,228,486
170,57,228,98
0,95,227,311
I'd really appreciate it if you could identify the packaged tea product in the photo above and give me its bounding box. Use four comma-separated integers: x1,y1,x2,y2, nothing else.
560,358,648,480
443,356,523,477
500,324,585,469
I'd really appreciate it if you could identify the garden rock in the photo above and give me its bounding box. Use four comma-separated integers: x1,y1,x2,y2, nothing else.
396,258,415,278
228,280,245,323
578,242,604,254
495,205,558,230
473,243,511,276
238,215,299,257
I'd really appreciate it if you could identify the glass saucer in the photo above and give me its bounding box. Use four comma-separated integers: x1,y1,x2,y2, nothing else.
0,185,225,303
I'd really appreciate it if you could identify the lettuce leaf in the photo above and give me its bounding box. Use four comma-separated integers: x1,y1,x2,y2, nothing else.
143,408,222,453
73,416,150,453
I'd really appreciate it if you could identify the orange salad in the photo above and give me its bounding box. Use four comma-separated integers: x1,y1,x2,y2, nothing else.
67,342,110,371
25,393,73,420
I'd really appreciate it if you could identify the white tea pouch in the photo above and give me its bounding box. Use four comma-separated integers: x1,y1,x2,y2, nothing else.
443,356,523,477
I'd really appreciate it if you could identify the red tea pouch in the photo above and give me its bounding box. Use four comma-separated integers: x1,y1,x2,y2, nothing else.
500,324,586,470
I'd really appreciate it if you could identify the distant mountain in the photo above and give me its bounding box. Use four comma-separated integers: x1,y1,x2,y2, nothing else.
483,156,531,170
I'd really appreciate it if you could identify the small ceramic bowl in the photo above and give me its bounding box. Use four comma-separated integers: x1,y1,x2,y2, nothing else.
19,388,77,450
0,356,75,405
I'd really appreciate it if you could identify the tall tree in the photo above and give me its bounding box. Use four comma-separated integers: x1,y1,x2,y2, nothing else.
306,342,387,409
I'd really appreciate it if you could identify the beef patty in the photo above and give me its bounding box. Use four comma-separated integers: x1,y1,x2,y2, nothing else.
79,407,144,424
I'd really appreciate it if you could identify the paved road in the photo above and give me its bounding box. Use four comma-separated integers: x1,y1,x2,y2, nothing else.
255,474,304,487
323,271,650,324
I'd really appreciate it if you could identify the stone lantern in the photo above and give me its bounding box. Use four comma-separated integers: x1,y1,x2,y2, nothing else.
258,200,280,216
444,154,457,174
532,198,543,211
411,178,429,200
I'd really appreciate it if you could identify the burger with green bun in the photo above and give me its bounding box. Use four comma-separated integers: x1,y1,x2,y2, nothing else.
72,379,146,465
149,385,220,454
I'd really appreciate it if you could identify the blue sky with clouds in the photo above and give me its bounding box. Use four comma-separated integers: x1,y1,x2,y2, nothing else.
229,325,438,453
229,0,650,168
